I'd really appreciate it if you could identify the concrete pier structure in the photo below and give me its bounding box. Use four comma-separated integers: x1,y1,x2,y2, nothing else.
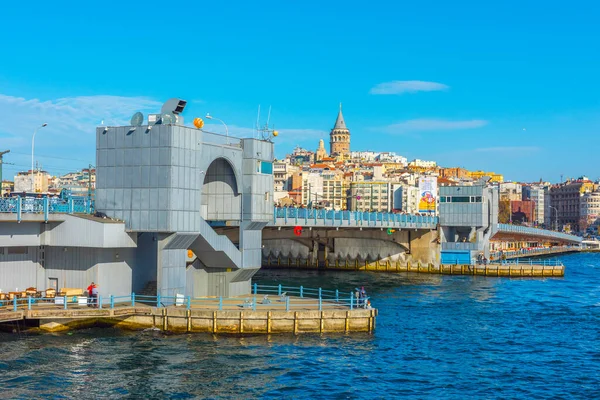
0,99,274,300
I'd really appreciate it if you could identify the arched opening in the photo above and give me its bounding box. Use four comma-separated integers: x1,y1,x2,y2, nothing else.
201,158,241,221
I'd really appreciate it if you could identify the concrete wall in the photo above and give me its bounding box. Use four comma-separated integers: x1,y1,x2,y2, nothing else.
186,260,257,298
0,223,42,247
332,238,407,262
0,246,135,297
45,247,135,297
96,125,206,232
261,228,438,266
0,247,41,292
241,139,274,222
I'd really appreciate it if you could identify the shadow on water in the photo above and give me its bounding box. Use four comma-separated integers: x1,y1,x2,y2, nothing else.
0,253,598,399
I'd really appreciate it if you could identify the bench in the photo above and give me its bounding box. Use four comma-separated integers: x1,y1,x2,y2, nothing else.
58,288,84,297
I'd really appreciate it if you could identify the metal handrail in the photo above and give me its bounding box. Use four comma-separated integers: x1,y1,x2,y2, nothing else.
0,287,373,313
273,206,439,227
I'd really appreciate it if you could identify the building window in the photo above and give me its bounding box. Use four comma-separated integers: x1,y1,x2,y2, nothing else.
8,247,27,255
451,196,470,203
259,161,273,174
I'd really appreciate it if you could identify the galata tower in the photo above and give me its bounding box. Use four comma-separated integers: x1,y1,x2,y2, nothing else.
329,103,350,157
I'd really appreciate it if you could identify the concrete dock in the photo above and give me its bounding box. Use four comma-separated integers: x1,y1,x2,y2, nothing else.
0,296,377,334
264,259,565,277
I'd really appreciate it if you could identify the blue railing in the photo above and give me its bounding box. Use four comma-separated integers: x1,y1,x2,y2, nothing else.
252,284,370,311
0,285,372,313
495,259,564,266
0,196,93,221
490,245,576,261
272,207,438,228
496,223,582,243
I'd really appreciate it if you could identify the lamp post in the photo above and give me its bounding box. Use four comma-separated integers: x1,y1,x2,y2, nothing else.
549,206,558,231
31,123,48,193
205,113,229,144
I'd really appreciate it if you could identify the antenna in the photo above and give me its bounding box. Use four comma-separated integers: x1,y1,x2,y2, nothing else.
130,112,144,127
255,105,278,142
0,150,10,190
255,105,261,139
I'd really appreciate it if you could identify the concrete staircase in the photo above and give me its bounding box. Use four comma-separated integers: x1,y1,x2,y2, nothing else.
189,217,241,269
137,280,157,297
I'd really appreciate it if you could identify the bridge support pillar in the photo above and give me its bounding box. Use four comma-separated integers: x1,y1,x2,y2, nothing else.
407,230,438,265
317,239,329,268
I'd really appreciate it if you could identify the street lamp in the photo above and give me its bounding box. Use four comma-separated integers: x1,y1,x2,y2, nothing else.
549,206,558,231
205,113,229,144
31,123,48,192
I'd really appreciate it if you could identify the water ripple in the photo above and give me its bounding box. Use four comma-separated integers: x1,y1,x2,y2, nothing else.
0,253,599,398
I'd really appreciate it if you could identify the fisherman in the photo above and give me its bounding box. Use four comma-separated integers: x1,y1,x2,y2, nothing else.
359,286,367,306
87,282,95,307
91,284,99,308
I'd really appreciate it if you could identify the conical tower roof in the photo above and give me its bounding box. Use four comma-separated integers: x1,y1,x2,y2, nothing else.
333,103,348,131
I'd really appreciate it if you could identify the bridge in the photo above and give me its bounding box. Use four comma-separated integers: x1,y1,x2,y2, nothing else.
271,207,438,229
1,192,582,278
0,196,582,264
493,223,581,244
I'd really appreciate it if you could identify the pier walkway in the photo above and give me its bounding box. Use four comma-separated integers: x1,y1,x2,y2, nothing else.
0,285,376,334
490,246,579,260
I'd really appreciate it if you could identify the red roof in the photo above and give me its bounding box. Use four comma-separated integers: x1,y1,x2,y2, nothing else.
310,164,334,170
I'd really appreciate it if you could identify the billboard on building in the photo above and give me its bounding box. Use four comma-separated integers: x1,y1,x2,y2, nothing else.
418,177,437,213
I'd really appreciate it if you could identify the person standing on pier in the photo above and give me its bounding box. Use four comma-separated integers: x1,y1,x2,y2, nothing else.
87,282,95,307
91,284,99,308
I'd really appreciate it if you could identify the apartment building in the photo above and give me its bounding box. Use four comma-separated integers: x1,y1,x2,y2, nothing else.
348,181,390,212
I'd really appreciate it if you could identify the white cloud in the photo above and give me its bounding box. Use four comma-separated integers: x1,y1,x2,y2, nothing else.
369,80,449,95
379,118,488,134
0,93,161,147
474,146,540,153
0,93,326,174
0,94,162,174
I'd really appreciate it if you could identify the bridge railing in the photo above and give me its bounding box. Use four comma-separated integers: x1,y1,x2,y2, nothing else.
0,196,93,221
490,245,577,261
253,283,370,310
0,286,372,313
496,223,582,243
273,207,438,227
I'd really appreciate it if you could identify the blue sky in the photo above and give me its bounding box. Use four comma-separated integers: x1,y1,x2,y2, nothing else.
0,1,598,182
